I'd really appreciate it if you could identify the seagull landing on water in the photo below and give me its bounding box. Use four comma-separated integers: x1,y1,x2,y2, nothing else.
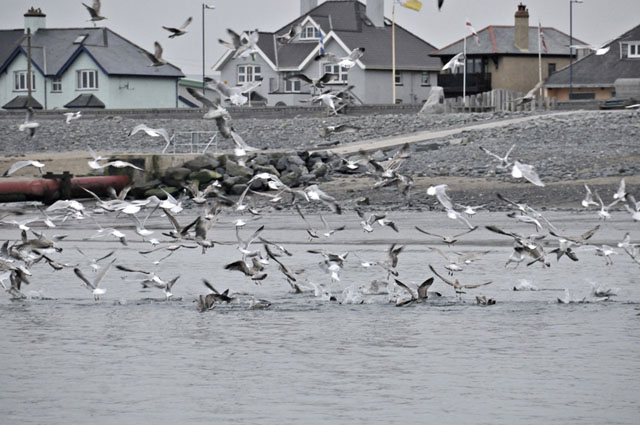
162,17,193,38
73,259,115,301
3,160,45,176
82,0,106,25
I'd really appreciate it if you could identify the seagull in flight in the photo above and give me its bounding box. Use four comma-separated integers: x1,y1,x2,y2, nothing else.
218,28,260,59
276,23,302,44
429,264,492,299
3,159,44,176
128,124,170,147
479,144,515,169
64,111,82,124
18,108,39,138
163,17,193,38
144,41,168,67
441,52,464,73
206,77,261,106
285,72,335,90
315,47,365,69
82,0,106,25
511,160,544,187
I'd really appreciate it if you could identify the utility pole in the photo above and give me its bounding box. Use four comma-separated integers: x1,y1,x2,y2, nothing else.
27,28,33,108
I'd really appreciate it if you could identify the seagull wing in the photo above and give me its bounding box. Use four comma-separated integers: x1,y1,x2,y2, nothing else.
74,267,96,290
82,2,99,19
415,226,445,240
428,264,456,287
153,42,164,61
416,277,435,300
180,16,193,30
394,279,417,300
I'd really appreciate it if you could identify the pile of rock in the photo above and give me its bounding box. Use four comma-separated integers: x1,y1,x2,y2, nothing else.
134,150,361,199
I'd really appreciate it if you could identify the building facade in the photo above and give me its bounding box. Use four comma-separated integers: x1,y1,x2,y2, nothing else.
212,0,441,106
545,23,640,101
0,8,184,110
430,3,580,98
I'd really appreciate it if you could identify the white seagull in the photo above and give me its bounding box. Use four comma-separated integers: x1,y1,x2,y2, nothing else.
511,160,544,187
144,41,168,67
63,111,82,124
18,108,39,138
315,47,365,69
3,159,45,176
128,124,170,147
82,0,106,25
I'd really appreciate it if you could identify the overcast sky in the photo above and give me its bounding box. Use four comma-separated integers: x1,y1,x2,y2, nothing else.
2,0,638,76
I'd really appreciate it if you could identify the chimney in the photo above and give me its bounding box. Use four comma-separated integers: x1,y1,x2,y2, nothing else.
24,7,46,34
367,0,385,28
300,0,318,16
514,3,529,51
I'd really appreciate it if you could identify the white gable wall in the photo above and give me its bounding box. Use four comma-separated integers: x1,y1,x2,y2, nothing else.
0,53,45,108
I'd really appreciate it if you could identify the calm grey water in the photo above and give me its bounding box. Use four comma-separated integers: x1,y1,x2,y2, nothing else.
0,207,638,424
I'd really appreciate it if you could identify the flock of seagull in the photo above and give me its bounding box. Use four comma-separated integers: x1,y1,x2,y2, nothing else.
1,133,638,310
3,0,636,311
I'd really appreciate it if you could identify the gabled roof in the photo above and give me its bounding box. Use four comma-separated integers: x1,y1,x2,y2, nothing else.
545,23,640,88
215,0,440,72
431,25,583,57
0,27,183,78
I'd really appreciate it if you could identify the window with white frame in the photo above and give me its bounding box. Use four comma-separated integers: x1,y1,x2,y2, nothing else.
51,77,62,92
421,72,431,86
323,64,348,83
14,70,36,91
237,65,261,84
628,42,640,58
300,25,319,40
284,72,301,93
395,72,403,86
76,69,98,90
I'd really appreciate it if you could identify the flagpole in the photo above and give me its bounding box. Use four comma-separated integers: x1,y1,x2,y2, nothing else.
463,33,467,108
537,22,543,102
392,2,396,105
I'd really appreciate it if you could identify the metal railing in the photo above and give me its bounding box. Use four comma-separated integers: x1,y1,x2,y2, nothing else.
162,131,218,154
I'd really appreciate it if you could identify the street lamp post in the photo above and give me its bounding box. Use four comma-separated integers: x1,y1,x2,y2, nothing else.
202,4,215,95
569,0,583,100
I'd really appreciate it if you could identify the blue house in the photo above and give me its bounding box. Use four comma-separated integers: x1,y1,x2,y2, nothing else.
0,7,184,110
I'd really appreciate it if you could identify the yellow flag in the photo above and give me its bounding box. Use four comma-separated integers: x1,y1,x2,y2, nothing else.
400,0,423,12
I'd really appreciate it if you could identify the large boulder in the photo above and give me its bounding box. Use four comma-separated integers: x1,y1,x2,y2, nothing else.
182,154,220,171
224,159,254,179
189,169,222,184
162,167,191,187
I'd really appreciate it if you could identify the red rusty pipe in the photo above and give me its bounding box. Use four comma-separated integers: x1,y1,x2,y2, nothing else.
0,175,131,201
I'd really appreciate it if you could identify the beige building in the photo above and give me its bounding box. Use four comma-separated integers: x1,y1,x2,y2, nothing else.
545,23,640,101
430,3,581,97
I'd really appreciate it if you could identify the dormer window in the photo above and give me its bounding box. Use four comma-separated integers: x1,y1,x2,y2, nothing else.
300,25,319,40
621,42,640,59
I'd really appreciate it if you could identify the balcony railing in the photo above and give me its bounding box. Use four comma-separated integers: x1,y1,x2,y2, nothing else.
437,73,492,97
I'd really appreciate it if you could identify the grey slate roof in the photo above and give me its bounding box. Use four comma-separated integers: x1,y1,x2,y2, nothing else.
3,95,43,109
0,27,183,78
545,24,640,87
431,25,581,57
64,93,105,108
264,0,440,71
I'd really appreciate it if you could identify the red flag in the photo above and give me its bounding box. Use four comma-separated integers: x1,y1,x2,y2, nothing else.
539,23,548,53
465,18,480,46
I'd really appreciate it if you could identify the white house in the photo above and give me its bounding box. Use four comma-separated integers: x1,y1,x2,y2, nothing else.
211,0,441,106
0,7,184,110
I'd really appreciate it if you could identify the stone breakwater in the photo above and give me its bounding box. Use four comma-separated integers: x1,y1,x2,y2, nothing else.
0,109,638,210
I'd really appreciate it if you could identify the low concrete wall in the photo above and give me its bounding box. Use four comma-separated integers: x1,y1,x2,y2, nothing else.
0,104,421,120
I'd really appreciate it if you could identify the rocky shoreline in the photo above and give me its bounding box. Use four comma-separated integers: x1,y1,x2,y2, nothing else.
0,108,638,211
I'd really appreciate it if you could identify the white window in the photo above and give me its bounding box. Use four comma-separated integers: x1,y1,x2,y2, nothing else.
14,70,36,91
300,25,319,40
77,69,98,90
421,72,431,86
395,72,403,86
284,72,301,93
51,77,62,92
237,65,261,84
629,42,640,58
323,64,348,83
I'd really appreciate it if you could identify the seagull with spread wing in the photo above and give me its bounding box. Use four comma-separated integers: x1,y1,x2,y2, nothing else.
163,17,193,38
